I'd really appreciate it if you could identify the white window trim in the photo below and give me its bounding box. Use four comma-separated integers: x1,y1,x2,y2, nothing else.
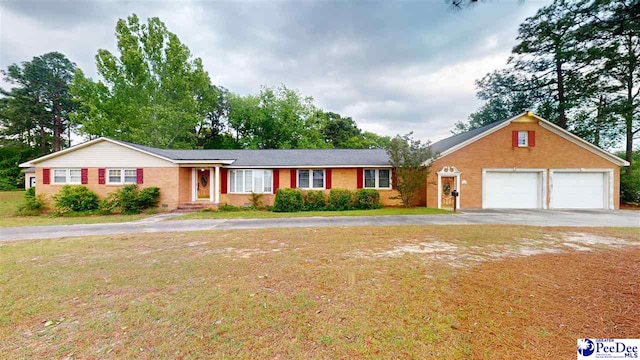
52,168,82,185
517,131,528,147
106,168,137,185
363,168,392,189
228,169,273,194
296,169,325,190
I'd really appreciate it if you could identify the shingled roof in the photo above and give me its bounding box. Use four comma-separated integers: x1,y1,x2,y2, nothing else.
430,118,511,155
115,119,513,166
114,140,392,167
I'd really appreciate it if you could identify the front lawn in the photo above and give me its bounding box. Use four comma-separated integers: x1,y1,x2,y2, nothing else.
1,225,638,359
175,206,451,220
0,191,150,227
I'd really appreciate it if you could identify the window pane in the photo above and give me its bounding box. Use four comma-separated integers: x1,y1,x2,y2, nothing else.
235,170,243,193
108,169,121,183
518,131,527,145
253,170,263,193
364,169,376,188
378,169,390,188
124,169,137,183
69,169,81,183
298,170,309,188
244,170,253,193
229,171,236,192
263,170,272,193
54,169,67,183
312,170,324,188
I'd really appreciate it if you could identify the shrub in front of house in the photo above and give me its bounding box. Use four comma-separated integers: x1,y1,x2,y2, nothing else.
15,187,46,216
273,188,304,212
304,190,326,211
354,189,383,210
328,188,354,211
53,185,100,214
102,185,160,214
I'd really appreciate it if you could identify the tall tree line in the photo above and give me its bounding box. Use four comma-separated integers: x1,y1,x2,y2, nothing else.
0,14,389,189
455,0,639,201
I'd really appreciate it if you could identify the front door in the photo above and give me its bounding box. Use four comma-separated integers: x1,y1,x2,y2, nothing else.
441,177,455,209
197,169,210,199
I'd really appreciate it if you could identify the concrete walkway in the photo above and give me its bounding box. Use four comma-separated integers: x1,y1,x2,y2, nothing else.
1,209,638,242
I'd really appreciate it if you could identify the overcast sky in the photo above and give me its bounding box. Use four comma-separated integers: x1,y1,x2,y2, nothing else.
0,0,551,144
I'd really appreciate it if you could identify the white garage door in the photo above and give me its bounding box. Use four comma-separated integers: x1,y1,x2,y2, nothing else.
484,171,542,209
551,172,606,209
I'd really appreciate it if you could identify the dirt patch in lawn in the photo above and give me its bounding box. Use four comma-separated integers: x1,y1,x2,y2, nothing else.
444,247,640,359
0,225,638,359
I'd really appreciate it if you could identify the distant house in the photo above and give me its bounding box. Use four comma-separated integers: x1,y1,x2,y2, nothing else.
20,112,629,210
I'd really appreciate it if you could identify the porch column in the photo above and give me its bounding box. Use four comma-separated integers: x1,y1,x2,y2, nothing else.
214,165,220,204
209,168,214,202
191,168,196,202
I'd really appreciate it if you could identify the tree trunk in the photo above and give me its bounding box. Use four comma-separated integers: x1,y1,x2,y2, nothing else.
555,57,567,129
52,101,63,152
624,34,636,176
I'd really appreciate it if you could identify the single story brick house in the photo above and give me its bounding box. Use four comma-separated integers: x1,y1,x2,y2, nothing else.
20,112,629,210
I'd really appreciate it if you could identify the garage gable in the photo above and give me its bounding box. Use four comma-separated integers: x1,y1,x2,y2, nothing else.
433,112,629,167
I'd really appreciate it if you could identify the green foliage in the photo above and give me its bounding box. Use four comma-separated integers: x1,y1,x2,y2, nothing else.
1,52,76,153
327,189,353,211
71,14,218,148
53,186,100,214
387,133,435,207
102,185,160,214
620,150,640,204
218,203,242,212
304,190,326,211
354,189,383,210
15,187,46,216
273,188,304,212
248,192,264,209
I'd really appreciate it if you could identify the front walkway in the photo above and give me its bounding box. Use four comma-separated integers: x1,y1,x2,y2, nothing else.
1,209,638,242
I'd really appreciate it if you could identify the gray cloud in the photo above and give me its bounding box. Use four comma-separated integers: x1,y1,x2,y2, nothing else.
0,0,549,143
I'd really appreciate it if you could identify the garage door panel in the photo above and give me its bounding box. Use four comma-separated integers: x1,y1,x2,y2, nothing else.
484,171,542,209
551,172,606,209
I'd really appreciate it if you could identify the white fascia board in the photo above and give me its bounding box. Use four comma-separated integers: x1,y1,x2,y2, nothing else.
175,160,236,165
222,165,392,169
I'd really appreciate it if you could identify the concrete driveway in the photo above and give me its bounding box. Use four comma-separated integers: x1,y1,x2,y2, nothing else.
1,209,638,242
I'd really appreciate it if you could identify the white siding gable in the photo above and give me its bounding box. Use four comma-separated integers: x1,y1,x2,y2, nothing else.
37,141,176,168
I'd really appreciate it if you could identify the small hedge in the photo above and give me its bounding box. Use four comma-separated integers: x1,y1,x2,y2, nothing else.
15,187,46,216
102,185,160,214
354,189,382,210
304,190,326,211
328,188,353,211
53,185,100,214
273,188,304,212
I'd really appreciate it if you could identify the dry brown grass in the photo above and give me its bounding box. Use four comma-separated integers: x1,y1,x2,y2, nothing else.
0,225,638,359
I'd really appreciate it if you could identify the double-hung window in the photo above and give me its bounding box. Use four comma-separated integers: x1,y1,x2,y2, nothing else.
364,169,391,189
53,168,81,184
297,169,324,189
107,168,137,184
229,169,273,193
517,131,528,147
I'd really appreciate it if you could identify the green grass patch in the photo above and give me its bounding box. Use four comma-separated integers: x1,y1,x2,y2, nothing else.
175,206,451,220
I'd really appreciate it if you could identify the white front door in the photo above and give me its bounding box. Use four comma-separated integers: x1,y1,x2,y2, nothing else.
551,172,607,209
483,171,543,209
